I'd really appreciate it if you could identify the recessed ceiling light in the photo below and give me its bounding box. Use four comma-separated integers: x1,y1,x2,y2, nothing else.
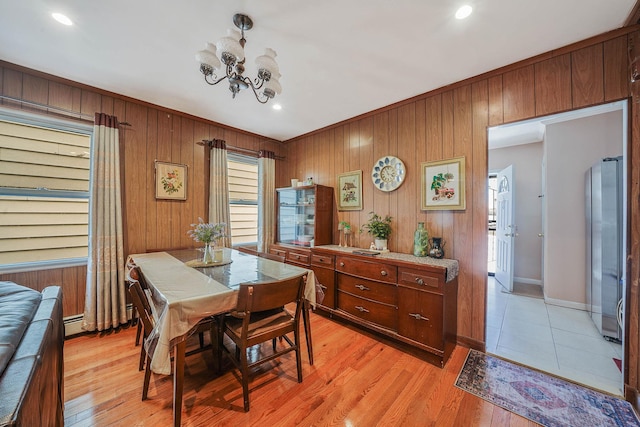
52,13,73,26
272,104,282,111
455,5,473,20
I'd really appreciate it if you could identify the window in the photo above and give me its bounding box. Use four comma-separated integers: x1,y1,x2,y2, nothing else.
227,153,258,244
0,109,93,271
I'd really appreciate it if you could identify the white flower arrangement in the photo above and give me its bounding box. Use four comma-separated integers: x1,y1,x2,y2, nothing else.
187,217,226,244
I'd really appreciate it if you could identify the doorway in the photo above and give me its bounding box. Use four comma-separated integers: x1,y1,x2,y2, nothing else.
485,101,627,396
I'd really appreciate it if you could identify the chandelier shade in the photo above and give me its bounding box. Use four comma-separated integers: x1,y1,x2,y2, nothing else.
195,14,281,104
216,29,244,64
195,43,221,71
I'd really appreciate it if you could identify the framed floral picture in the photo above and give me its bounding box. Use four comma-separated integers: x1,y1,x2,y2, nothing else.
421,156,465,210
155,161,187,200
337,170,363,211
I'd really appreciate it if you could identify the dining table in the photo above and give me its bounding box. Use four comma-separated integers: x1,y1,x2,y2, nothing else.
126,248,316,427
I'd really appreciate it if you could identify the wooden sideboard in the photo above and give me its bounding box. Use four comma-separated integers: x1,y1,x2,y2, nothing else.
270,243,459,367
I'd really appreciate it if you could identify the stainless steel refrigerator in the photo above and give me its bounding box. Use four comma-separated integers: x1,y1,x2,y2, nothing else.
586,156,622,341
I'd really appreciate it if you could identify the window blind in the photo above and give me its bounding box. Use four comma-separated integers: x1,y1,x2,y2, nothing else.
0,119,91,265
228,156,258,244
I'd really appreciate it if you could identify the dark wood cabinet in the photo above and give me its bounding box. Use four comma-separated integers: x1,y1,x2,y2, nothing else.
311,245,458,367
272,184,334,308
275,184,333,248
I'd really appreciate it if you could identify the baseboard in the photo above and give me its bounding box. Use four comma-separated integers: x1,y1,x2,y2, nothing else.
625,384,640,412
543,296,588,311
513,277,542,286
63,304,134,337
457,335,484,352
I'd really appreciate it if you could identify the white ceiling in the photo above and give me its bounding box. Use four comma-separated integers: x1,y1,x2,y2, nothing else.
0,1,636,141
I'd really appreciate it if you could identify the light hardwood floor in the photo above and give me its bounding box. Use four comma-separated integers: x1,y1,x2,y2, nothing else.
63,311,538,426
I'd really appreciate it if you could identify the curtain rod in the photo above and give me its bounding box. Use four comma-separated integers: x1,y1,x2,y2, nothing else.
0,95,131,126
197,140,285,160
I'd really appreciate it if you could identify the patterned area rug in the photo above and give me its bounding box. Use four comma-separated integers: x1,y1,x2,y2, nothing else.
455,349,640,427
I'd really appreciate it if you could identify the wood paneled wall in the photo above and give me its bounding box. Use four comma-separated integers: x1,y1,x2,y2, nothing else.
4,25,640,405
0,61,285,318
280,27,638,382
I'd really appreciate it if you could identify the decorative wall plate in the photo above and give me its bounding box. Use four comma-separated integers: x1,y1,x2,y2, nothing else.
371,156,406,192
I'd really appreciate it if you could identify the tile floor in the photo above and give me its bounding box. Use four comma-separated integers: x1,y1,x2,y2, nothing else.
486,276,624,396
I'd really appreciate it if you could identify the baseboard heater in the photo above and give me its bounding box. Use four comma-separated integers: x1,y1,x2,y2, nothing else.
63,304,134,337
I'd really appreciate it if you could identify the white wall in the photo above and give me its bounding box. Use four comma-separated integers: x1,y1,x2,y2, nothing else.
489,142,543,282
544,110,622,306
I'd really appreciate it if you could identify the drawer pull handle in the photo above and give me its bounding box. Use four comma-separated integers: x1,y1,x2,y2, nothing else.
355,284,370,291
415,278,425,285
319,258,324,262
355,305,370,313
340,262,345,267
409,313,429,321
380,270,388,276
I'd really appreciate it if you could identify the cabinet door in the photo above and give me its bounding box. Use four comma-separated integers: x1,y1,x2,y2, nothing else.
312,265,335,308
397,287,443,351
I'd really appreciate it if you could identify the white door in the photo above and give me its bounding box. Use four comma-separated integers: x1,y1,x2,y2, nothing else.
495,165,515,292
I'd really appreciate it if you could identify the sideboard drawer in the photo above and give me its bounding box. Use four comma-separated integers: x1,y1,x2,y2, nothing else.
337,274,396,306
338,291,397,331
287,251,310,265
270,248,287,258
398,268,442,292
336,256,397,284
311,253,334,267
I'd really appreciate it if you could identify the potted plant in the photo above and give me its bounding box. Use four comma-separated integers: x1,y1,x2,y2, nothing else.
360,212,392,250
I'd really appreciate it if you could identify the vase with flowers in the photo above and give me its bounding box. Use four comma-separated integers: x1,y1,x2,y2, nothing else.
187,218,227,263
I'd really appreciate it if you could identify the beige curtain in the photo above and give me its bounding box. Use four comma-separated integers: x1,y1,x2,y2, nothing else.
208,139,232,247
258,150,276,253
82,113,127,332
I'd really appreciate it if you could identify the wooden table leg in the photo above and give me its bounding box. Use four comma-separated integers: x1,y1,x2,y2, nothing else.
173,340,186,427
303,300,313,365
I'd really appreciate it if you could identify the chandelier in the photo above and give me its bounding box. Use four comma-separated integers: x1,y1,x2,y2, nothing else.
195,13,281,104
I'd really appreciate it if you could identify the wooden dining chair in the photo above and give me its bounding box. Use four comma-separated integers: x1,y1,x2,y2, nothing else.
127,266,153,371
127,267,216,402
128,264,208,369
128,276,157,398
132,247,206,350
217,274,306,412
255,250,315,366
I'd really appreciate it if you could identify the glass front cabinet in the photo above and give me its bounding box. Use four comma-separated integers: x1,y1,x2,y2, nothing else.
276,184,333,247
